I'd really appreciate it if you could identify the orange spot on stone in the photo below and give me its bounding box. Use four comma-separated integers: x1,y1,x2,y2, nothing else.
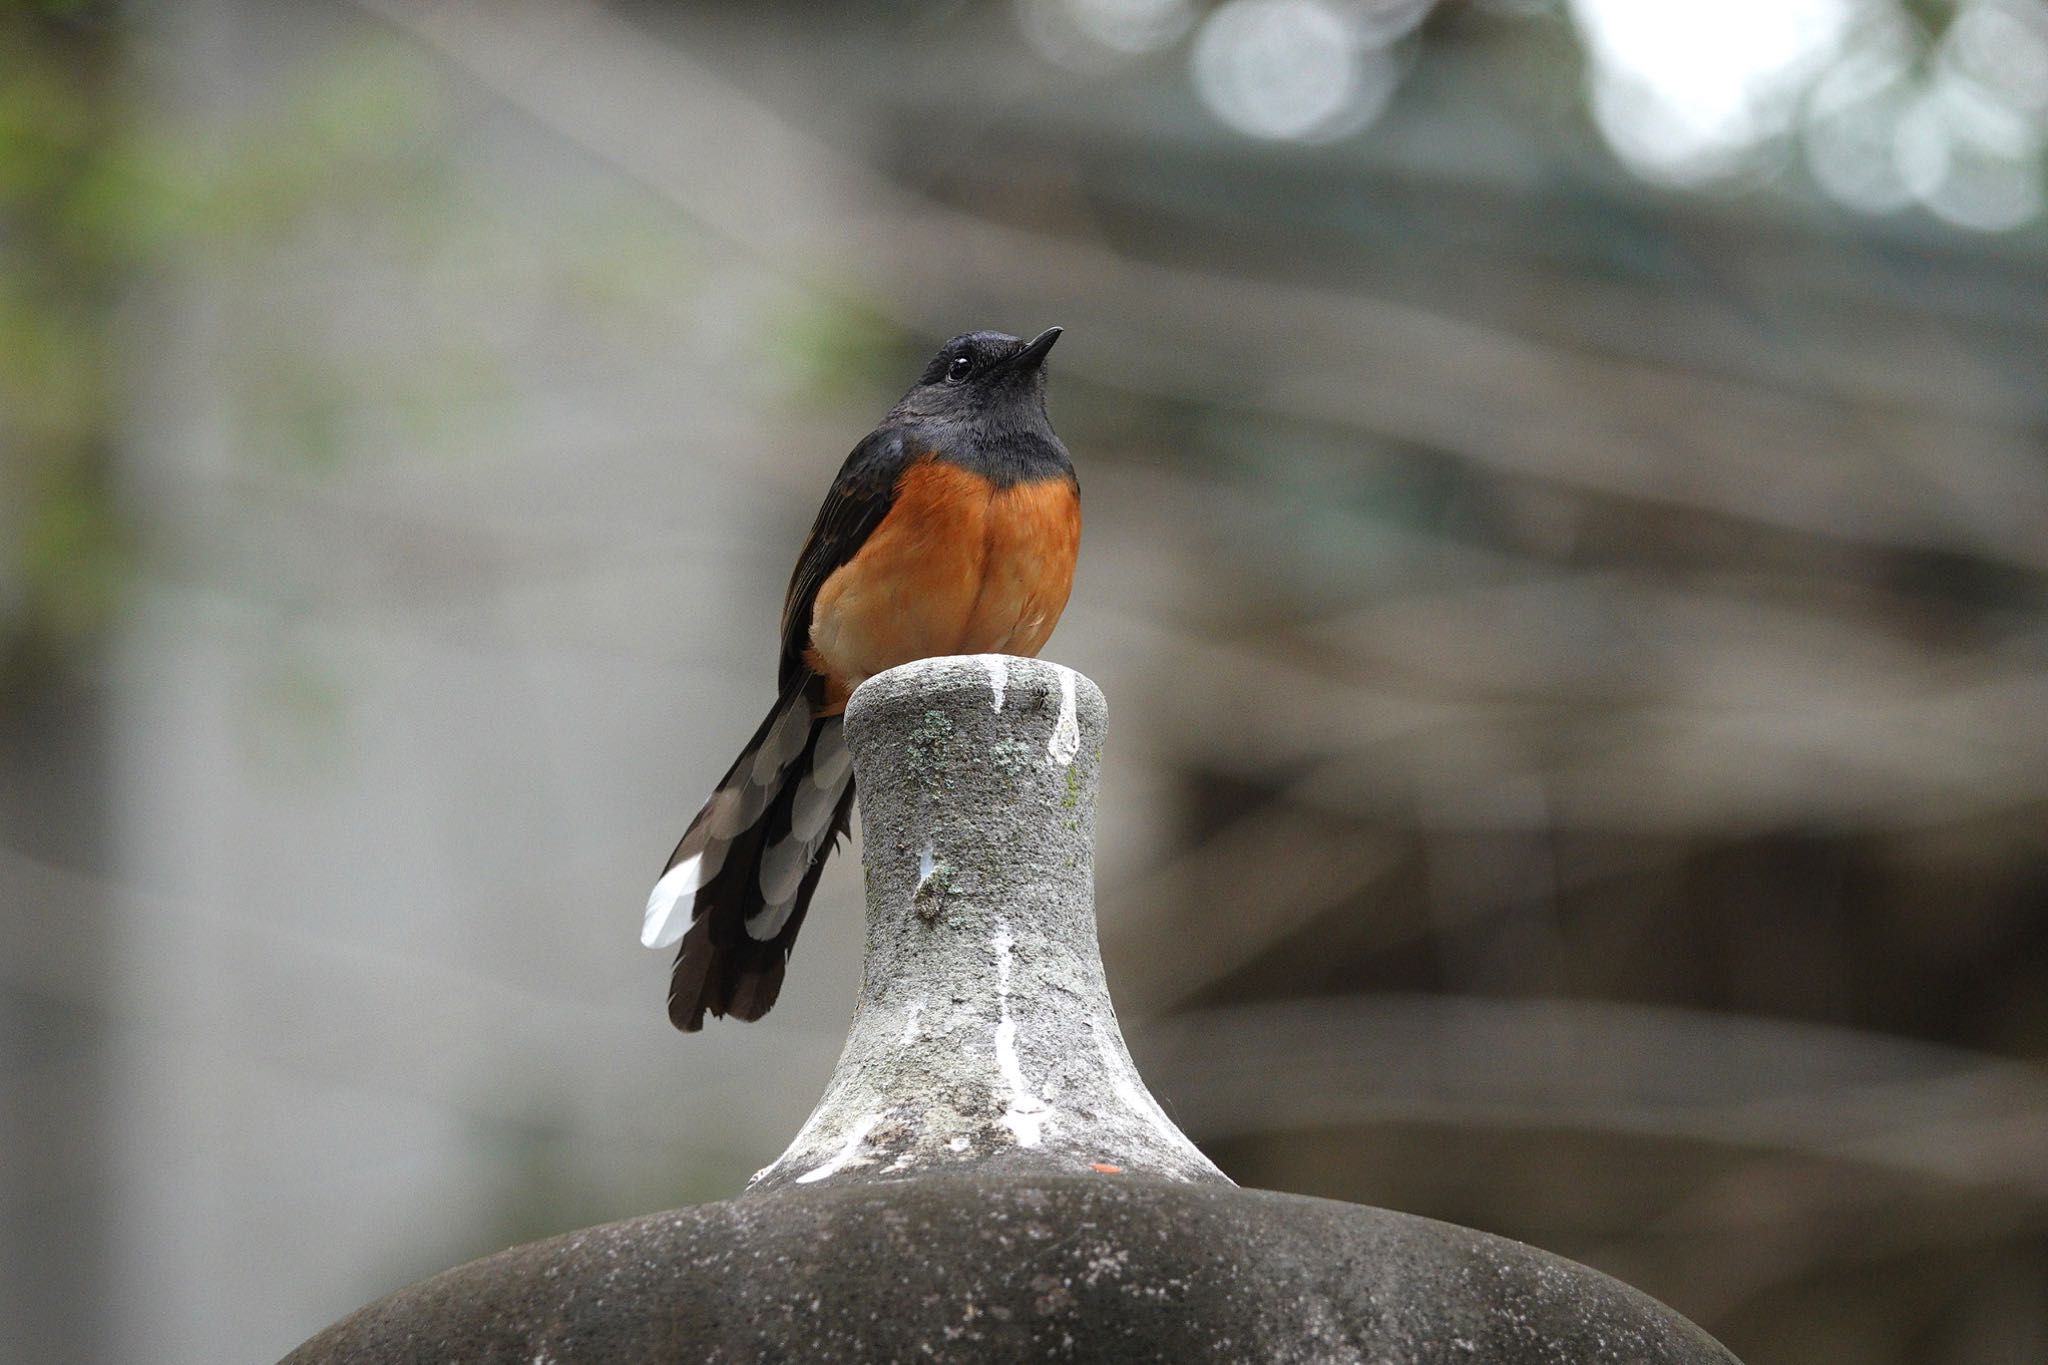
1090,1162,1123,1174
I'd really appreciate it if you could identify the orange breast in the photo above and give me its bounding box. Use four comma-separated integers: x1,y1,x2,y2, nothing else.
963,475,1081,658
806,458,1079,710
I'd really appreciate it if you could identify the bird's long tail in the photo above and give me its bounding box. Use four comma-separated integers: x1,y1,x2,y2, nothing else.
642,676,856,1031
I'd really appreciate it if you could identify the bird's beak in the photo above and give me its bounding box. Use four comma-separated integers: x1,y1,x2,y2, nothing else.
1013,326,1062,371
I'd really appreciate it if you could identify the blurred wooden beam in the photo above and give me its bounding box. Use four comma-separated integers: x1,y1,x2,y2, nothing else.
354,0,2048,574
1139,995,2048,1197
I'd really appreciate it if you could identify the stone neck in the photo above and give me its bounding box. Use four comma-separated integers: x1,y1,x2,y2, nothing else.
746,655,1229,1192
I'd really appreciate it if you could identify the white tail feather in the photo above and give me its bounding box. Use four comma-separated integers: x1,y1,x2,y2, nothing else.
642,853,703,949
645,694,846,952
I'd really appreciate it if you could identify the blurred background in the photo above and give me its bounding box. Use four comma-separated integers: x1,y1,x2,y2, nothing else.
4,0,2046,1361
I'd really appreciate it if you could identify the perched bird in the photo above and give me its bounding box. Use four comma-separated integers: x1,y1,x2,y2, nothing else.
642,328,1079,1031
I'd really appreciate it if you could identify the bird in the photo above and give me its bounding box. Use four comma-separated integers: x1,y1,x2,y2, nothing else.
641,327,1079,1031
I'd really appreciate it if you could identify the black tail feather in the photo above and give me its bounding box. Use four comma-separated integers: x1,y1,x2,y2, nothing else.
659,676,857,1031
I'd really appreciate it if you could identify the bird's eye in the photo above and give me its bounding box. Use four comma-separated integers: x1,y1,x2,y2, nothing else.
945,355,972,383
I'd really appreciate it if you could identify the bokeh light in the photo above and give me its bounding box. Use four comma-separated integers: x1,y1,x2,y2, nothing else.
1901,0,2048,229
1569,0,2048,229
1570,0,1856,184
1896,74,2046,230
1945,0,2048,119
1021,0,2048,230
1191,0,1403,142
1348,0,1436,48
1802,20,1919,213
1018,0,1196,69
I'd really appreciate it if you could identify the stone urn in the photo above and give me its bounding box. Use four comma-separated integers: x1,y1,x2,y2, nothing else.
283,657,1740,1364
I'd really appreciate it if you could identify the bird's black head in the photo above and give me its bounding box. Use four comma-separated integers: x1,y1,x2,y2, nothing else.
896,327,1063,425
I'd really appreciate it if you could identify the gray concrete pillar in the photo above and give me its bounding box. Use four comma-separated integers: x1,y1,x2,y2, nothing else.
749,656,1227,1191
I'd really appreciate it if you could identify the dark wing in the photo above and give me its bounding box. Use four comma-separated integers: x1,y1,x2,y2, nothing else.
659,426,914,1031
778,426,914,692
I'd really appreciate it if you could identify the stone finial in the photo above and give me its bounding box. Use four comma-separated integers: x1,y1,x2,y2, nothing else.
747,655,1228,1191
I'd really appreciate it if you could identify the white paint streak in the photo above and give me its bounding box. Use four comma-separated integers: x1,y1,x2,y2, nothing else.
995,1020,1054,1146
980,655,1008,711
1089,1017,1209,1173
1046,665,1081,766
794,1111,882,1184
992,923,1054,1146
901,999,925,1045
993,925,1014,989
948,1136,971,1152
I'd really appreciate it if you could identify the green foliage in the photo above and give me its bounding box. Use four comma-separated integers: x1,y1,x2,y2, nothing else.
0,26,492,699
0,8,128,692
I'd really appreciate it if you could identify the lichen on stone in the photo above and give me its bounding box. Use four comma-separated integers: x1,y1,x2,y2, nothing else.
913,856,953,924
986,736,1035,776
909,707,958,797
